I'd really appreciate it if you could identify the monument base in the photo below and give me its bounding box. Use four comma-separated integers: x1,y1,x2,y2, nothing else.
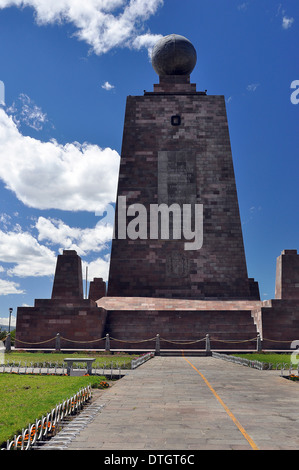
15,298,107,350
15,250,299,352
97,297,262,351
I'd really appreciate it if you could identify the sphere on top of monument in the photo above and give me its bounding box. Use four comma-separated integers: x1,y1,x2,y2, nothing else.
151,34,197,76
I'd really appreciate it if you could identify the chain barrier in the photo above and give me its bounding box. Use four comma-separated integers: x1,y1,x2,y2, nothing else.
2,385,92,451
12,333,299,349
15,337,57,345
110,337,157,343
159,337,206,345
262,338,293,343
60,336,106,344
211,337,257,343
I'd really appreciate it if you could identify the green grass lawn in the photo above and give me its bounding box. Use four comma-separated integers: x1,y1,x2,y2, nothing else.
2,351,138,369
0,373,105,447
0,350,142,447
234,353,297,368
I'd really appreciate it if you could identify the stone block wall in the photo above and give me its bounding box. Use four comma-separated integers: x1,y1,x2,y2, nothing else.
108,76,258,300
15,250,107,349
15,299,107,349
275,250,299,300
104,308,258,350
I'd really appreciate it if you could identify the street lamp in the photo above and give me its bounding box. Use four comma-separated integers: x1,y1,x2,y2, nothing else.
8,307,13,333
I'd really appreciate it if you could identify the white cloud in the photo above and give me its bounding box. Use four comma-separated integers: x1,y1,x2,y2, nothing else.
0,315,17,326
0,279,24,295
35,216,113,256
0,228,57,277
102,81,115,91
0,216,113,282
282,15,294,29
0,108,120,212
0,213,11,229
132,33,163,58
0,0,164,55
7,93,48,131
85,254,110,282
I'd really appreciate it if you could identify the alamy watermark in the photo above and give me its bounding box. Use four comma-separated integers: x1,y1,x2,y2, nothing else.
290,80,299,105
97,196,204,251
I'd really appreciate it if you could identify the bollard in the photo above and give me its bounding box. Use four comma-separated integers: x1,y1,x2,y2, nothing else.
155,334,160,356
105,333,110,352
256,333,262,353
55,333,61,352
205,334,211,356
5,333,11,353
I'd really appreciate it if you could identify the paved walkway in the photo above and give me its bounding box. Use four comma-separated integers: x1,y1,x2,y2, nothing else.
44,356,299,450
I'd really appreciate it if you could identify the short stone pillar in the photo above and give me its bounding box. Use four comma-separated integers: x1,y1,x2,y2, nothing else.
55,333,61,352
105,334,110,352
155,334,160,356
205,334,211,356
5,333,11,353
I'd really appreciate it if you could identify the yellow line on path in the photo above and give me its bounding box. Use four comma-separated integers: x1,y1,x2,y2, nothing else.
181,351,259,451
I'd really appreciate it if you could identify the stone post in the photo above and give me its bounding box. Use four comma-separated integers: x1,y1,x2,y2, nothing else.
155,334,160,356
105,334,110,352
5,333,11,353
205,334,211,356
55,333,61,352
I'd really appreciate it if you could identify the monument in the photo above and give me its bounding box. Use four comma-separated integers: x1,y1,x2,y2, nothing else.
15,35,299,352
108,34,259,300
15,250,107,349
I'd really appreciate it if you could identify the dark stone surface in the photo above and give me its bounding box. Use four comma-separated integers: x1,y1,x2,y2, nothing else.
151,34,197,76
108,78,258,300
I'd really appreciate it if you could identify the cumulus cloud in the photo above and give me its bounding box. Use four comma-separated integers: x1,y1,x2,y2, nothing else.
85,254,110,282
0,315,17,326
0,108,120,212
0,0,163,55
0,228,57,277
0,279,24,295
0,215,113,281
132,32,163,58
35,216,113,256
102,81,115,91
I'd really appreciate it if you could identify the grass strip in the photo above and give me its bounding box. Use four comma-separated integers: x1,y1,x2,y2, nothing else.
0,374,103,446
233,353,295,368
2,351,138,369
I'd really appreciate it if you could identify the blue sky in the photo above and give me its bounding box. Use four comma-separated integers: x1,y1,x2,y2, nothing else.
0,0,298,327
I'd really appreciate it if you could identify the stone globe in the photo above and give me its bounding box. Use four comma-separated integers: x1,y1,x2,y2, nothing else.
151,34,197,76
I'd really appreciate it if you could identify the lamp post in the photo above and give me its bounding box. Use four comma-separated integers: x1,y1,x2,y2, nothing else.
8,307,13,333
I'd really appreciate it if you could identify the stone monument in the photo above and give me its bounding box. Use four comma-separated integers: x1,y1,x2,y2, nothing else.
15,35,299,352
15,250,107,349
108,34,259,300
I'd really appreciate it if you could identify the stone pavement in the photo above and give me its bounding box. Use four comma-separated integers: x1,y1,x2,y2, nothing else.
44,356,299,451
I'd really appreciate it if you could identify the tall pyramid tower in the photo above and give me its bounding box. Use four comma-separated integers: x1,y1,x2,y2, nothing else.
108,34,259,301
